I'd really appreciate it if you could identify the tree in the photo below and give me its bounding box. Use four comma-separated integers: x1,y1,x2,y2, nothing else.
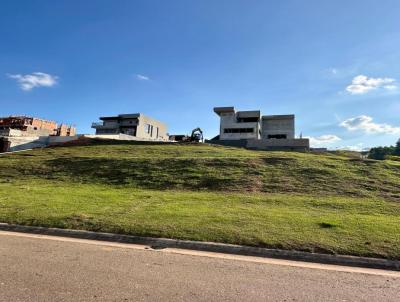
394,138,400,156
368,146,395,160
368,139,400,160
369,147,386,160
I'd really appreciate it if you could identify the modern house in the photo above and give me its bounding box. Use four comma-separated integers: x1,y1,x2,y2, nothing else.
212,107,309,151
214,107,261,140
91,113,168,141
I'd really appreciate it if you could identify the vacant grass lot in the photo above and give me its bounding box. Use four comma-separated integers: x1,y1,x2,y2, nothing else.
1,141,399,259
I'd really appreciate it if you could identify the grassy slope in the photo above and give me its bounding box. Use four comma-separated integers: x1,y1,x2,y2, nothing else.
1,141,399,259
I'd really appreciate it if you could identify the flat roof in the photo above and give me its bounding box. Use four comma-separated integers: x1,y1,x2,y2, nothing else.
213,107,235,116
214,107,260,118
100,113,141,120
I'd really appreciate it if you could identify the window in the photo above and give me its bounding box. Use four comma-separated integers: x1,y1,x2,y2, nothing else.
104,120,117,126
237,117,259,123
224,128,254,133
144,124,151,134
123,128,136,136
267,134,287,139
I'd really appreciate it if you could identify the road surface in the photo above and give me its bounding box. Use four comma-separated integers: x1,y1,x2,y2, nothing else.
0,231,399,302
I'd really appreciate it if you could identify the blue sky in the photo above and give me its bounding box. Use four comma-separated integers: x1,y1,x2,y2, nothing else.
1,0,399,150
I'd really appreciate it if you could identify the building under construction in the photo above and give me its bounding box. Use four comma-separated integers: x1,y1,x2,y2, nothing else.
210,106,309,151
0,116,76,137
0,116,77,153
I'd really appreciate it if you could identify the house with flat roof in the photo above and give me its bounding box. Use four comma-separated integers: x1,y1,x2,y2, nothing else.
91,113,168,141
213,107,261,140
212,107,309,151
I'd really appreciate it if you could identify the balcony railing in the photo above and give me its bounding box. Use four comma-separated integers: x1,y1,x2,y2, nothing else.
91,122,104,127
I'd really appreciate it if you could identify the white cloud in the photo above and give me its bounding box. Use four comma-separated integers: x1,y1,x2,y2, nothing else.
8,72,58,91
384,85,397,91
136,74,150,81
337,143,365,152
346,75,396,95
309,134,341,146
340,115,400,134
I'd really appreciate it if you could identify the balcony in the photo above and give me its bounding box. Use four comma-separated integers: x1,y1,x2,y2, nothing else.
91,122,104,128
91,122,120,130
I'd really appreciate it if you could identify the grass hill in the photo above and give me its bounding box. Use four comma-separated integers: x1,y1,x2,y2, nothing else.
1,141,399,259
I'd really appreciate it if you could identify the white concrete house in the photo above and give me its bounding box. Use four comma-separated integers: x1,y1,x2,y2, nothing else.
213,107,261,140
212,106,309,151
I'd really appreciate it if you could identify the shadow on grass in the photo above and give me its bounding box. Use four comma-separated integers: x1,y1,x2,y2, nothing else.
43,156,263,191
318,222,336,229
52,138,176,148
37,155,400,199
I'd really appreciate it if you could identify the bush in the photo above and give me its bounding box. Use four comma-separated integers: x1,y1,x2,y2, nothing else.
368,146,395,160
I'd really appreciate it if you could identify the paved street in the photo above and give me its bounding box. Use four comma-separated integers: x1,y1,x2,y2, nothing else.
0,231,399,302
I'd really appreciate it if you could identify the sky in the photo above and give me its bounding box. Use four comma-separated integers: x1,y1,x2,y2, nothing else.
1,0,400,150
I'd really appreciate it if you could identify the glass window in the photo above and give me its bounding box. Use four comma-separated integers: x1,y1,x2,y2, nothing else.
144,124,151,133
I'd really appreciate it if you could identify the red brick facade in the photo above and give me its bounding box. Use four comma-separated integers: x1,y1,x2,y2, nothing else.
0,116,76,136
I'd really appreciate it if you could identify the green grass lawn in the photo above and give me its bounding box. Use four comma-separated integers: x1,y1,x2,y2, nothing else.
1,141,399,259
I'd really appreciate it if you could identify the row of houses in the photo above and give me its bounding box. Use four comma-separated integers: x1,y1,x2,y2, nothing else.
0,106,310,152
89,107,309,150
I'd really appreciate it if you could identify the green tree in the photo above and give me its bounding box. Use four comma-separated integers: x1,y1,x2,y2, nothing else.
368,146,395,160
394,138,400,156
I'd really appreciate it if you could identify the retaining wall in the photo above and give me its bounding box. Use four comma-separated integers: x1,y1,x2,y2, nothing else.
1,136,80,152
1,133,171,153
207,138,310,151
247,138,310,151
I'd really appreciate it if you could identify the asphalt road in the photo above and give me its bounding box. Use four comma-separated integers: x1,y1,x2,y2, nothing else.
0,231,399,302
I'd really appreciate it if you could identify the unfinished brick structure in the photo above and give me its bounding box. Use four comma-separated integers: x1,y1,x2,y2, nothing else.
57,123,77,136
0,116,76,137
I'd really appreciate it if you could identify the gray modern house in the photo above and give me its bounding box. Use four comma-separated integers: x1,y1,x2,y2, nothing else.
92,113,168,141
214,107,261,140
212,107,309,150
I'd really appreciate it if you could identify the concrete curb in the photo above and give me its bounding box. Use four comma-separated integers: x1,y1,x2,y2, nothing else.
1,223,399,271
